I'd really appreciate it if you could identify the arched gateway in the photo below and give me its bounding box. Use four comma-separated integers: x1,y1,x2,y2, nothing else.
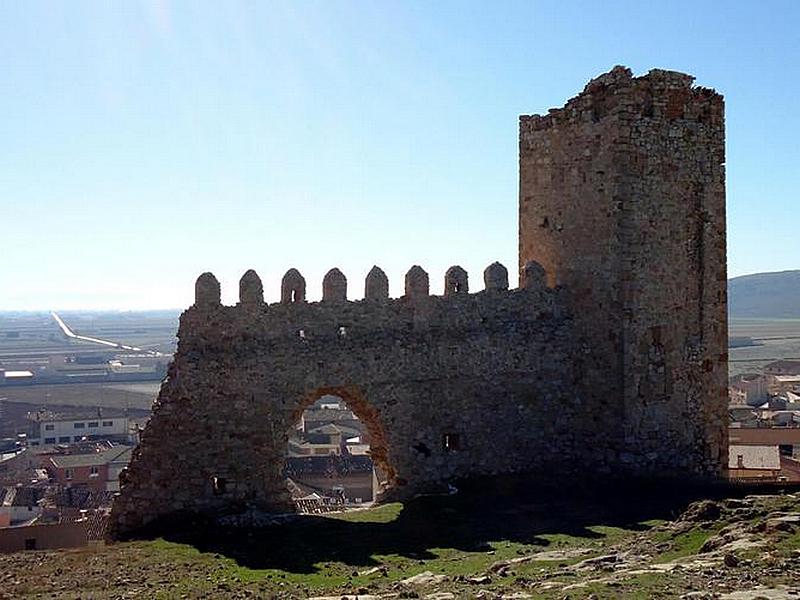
288,385,398,496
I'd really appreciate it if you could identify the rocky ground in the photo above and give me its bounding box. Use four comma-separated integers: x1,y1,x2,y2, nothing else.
1,481,799,599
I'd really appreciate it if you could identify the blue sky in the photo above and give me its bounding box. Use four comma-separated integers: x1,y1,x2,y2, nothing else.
2,1,798,309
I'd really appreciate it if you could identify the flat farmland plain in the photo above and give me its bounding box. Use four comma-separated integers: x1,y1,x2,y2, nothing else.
0,310,179,357
729,318,800,377
55,310,180,353
0,382,160,410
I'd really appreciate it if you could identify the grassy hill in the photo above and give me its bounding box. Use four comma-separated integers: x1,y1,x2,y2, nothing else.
2,479,799,599
729,270,800,318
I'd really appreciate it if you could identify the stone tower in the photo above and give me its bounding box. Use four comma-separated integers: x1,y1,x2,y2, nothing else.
519,66,727,475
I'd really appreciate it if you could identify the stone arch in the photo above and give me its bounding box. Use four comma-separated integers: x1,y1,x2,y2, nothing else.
365,266,389,301
284,385,397,500
195,272,221,308
444,265,469,295
281,268,306,303
404,265,429,299
322,268,347,302
238,269,263,306
483,262,509,291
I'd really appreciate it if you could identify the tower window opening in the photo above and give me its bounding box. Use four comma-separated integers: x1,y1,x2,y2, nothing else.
211,476,227,495
442,433,460,452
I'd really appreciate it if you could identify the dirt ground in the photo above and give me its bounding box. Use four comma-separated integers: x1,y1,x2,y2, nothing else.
1,480,798,599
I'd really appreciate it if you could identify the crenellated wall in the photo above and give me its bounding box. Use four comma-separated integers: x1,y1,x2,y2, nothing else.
111,66,728,539
110,262,593,537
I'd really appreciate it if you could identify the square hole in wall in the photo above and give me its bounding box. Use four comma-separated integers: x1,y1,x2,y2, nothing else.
442,433,460,452
211,476,227,495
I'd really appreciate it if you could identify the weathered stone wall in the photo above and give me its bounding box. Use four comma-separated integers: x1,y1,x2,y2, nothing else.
111,265,591,537
111,66,728,538
519,66,727,476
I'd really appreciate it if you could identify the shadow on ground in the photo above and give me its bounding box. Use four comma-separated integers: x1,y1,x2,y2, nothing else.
153,476,752,574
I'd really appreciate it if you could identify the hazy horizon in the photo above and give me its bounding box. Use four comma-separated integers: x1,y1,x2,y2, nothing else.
0,268,794,313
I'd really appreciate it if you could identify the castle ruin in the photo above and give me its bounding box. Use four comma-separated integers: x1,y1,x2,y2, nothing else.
111,67,728,538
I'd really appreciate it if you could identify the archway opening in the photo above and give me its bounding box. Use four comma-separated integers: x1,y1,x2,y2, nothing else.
283,387,396,514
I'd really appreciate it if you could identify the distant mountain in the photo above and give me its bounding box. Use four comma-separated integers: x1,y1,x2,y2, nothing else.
729,270,800,318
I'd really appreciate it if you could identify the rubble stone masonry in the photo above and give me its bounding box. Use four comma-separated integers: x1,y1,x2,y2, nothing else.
520,66,727,477
111,67,728,538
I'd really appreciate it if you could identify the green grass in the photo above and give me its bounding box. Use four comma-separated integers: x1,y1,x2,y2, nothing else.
773,529,800,554
327,501,404,523
134,497,670,597
14,478,793,599
650,526,721,562
146,480,711,596
580,572,687,600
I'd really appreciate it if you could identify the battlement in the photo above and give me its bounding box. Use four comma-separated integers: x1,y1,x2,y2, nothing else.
194,261,549,308
182,261,558,355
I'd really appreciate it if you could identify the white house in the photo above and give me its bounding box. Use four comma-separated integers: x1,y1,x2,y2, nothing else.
27,411,131,447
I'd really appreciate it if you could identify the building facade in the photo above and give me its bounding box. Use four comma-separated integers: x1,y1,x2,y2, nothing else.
28,414,130,447
46,446,132,493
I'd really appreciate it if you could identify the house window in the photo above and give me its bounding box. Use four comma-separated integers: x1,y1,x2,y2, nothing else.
102,421,113,427
44,424,54,431
442,433,461,452
88,422,98,428
89,466,99,478
24,538,36,551
65,469,73,480
44,437,56,444
73,436,83,442
58,436,70,443
73,422,85,429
